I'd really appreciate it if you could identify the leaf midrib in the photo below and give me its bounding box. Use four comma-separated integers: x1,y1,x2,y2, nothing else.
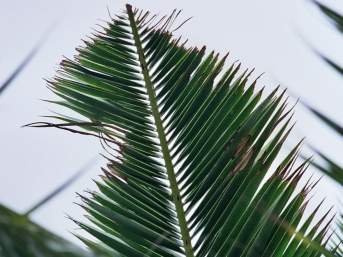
126,4,194,257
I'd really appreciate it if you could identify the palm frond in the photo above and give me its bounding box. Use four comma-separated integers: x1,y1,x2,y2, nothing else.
312,1,343,75
301,103,343,186
314,0,343,33
0,204,95,257
28,4,340,256
302,0,343,194
0,21,57,96
299,1,343,253
0,156,99,256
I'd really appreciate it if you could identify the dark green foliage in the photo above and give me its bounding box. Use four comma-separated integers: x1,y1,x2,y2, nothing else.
0,204,95,257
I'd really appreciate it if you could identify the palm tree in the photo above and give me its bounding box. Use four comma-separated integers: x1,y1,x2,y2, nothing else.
1,4,341,256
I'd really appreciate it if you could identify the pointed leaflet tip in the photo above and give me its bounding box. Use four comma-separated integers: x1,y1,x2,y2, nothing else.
278,122,296,146
64,212,74,222
303,172,314,192
311,198,326,219
179,38,189,50
256,72,265,80
99,174,106,179
233,59,239,65
101,168,113,180
293,165,308,185
126,4,132,11
305,173,320,192
323,229,336,246
310,174,323,190
279,151,300,178
273,85,280,94
244,68,255,81
172,16,193,33
223,52,230,60
300,196,313,214
277,87,287,101
287,164,304,182
273,101,296,129
106,6,113,20
314,206,334,231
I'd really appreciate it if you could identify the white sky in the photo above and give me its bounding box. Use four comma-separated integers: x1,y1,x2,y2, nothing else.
1,0,343,248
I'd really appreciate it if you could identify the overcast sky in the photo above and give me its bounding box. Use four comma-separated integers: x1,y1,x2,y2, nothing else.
1,0,343,248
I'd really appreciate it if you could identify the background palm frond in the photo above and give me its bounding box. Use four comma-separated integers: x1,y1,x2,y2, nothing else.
0,204,96,257
303,1,343,187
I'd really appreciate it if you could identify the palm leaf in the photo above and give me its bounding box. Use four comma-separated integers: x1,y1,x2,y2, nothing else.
298,1,343,253
0,204,95,257
314,0,343,32
28,4,340,256
312,0,343,75
0,22,57,96
300,103,343,187
302,1,343,189
0,158,101,257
